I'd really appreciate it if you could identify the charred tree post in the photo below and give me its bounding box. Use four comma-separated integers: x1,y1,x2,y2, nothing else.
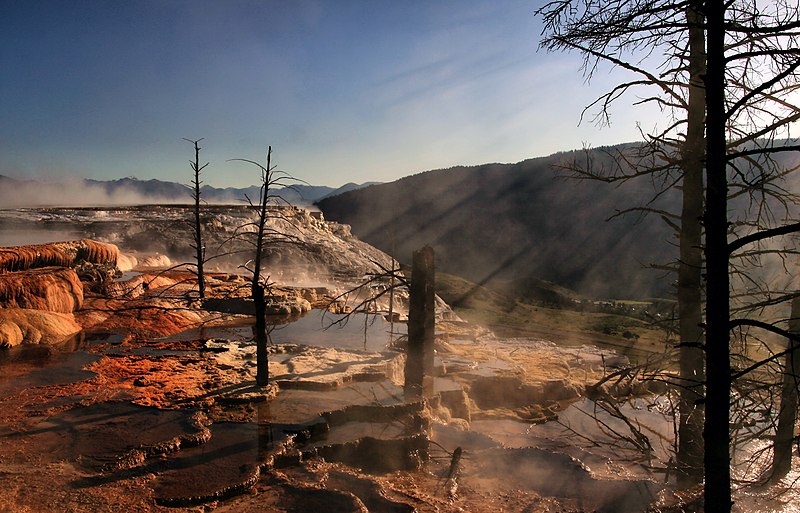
773,296,800,480
405,246,435,398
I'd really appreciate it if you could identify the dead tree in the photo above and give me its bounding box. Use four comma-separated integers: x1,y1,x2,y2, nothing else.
184,138,209,299
772,296,800,480
704,2,800,509
538,0,709,484
675,2,706,484
544,0,800,498
231,146,303,387
539,5,800,507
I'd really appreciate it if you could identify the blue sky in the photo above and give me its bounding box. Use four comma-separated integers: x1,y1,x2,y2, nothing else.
1,0,662,188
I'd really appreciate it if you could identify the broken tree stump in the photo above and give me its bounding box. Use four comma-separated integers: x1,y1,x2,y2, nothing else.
405,246,435,399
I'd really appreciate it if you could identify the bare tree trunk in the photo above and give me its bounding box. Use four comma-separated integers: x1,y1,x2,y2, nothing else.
253,147,272,387
389,256,396,344
676,0,706,486
185,138,208,299
232,145,301,387
704,0,733,510
773,296,800,480
405,246,435,399
254,282,268,386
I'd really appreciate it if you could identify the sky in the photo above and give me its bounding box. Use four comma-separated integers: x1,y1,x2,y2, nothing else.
1,0,664,188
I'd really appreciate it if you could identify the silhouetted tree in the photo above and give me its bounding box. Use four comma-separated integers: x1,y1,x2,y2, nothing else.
539,0,710,485
703,2,800,509
539,1,800,510
539,0,713,482
184,138,209,299
231,146,302,387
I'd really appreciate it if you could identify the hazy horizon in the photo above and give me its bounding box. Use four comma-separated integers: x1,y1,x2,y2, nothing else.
0,140,620,192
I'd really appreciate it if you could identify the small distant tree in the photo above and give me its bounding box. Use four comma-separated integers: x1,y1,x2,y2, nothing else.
184,138,209,299
231,146,302,387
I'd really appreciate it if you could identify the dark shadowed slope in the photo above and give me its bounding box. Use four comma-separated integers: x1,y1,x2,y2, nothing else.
317,147,678,300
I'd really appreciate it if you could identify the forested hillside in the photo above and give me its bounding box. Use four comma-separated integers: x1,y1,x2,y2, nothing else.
318,146,678,300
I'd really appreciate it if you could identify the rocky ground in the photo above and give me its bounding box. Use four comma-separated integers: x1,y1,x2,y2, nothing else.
0,210,683,512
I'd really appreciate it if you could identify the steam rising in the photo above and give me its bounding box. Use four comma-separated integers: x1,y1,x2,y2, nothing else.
0,177,185,208
0,175,368,209
0,205,395,298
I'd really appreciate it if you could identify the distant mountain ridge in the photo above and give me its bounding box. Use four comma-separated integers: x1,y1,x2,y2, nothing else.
320,182,383,200
315,142,798,300
0,175,377,207
317,145,679,300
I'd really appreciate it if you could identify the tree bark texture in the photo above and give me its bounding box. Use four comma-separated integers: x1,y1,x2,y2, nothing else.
677,0,707,487
704,1,733,511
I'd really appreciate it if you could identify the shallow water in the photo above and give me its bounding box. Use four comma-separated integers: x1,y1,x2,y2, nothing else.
312,420,409,447
267,381,405,425
467,447,661,513
165,310,404,353
466,396,674,486
22,402,205,470
152,422,267,506
734,461,800,513
0,344,100,391
527,397,675,462
272,311,405,352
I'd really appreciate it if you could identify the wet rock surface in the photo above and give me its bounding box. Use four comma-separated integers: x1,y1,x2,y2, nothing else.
5,402,209,472
0,267,84,313
0,307,83,348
